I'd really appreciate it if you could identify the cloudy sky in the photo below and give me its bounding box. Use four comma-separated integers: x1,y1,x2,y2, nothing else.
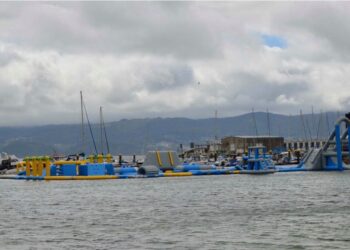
0,2,350,126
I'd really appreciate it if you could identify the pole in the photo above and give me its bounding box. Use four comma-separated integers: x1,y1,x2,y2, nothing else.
335,124,343,170
100,106,104,154
80,91,85,154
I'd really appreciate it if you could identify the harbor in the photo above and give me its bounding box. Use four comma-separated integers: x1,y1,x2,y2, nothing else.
1,2,350,249
1,114,350,181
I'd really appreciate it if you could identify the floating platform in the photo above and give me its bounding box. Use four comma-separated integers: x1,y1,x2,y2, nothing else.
239,169,276,175
0,175,118,180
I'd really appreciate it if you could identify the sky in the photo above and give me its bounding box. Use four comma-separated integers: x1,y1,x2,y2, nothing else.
0,2,350,126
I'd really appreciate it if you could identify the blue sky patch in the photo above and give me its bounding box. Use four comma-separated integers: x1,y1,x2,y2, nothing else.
261,34,287,49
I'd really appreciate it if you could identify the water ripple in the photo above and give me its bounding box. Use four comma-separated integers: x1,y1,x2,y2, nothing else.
1,172,350,249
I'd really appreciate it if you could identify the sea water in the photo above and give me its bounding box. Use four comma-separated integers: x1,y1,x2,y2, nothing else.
0,172,350,249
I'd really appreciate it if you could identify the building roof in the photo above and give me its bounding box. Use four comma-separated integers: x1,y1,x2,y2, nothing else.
223,135,283,139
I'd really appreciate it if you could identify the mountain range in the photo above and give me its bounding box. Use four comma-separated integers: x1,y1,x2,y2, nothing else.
0,111,345,157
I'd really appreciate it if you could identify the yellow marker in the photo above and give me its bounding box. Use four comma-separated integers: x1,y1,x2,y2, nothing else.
16,162,21,174
37,157,43,176
44,156,51,177
88,155,94,163
97,154,103,163
168,152,174,166
164,172,192,177
44,175,118,181
106,153,112,163
156,151,163,166
32,157,38,176
25,157,31,176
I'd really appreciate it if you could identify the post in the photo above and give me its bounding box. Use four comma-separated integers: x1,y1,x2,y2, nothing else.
32,157,37,176
97,154,103,163
335,124,343,170
106,153,112,163
88,155,94,163
25,157,31,176
45,156,51,177
37,157,43,176
348,124,350,163
254,147,259,170
16,163,20,174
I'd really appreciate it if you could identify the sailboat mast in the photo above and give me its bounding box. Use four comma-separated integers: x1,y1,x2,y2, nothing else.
266,108,271,152
100,106,104,154
101,108,110,154
252,108,259,136
214,109,218,140
311,105,315,140
80,91,85,154
300,109,308,141
266,108,271,136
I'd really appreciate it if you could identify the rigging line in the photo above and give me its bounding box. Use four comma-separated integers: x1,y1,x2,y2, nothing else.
266,108,271,152
80,91,85,154
311,105,315,140
99,106,104,154
316,110,323,141
101,109,110,154
299,110,308,141
103,121,110,154
251,108,258,147
266,108,271,136
325,112,331,136
304,114,313,141
251,108,259,136
83,101,98,155
288,114,291,139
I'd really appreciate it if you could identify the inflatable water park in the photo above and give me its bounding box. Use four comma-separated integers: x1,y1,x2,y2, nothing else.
1,116,349,181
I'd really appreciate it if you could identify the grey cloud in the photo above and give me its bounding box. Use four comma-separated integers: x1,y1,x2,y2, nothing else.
274,2,350,61
234,72,308,99
0,2,349,125
0,50,20,66
139,63,194,92
0,2,221,59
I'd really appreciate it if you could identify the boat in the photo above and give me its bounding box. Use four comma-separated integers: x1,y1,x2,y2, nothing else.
0,152,19,172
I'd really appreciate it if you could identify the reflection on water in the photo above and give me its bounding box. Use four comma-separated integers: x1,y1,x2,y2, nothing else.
1,172,350,249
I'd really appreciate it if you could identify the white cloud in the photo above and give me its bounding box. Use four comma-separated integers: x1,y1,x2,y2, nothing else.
0,2,349,125
276,94,298,105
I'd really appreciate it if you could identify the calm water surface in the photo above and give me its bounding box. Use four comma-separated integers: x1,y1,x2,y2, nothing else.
1,172,350,249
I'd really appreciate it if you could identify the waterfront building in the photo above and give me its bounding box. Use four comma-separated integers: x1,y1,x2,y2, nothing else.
221,136,284,154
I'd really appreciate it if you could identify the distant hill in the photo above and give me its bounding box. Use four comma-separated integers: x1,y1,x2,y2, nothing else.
0,111,344,157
